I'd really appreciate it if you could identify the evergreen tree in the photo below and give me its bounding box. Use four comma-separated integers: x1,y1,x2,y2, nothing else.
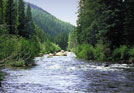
25,4,34,38
0,0,4,24
124,0,134,45
18,0,25,37
97,0,124,49
26,4,32,22
68,29,77,51
14,0,18,34
76,0,99,45
5,0,17,34
55,32,68,50
76,0,84,44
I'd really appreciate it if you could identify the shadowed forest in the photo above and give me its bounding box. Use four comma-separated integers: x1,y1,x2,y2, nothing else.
68,0,134,62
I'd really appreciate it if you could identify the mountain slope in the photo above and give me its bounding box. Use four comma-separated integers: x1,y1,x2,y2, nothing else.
26,3,74,37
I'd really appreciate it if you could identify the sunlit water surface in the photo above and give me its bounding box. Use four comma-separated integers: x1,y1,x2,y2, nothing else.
0,52,134,93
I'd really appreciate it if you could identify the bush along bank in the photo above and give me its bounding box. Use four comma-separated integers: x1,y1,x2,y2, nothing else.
0,35,40,67
74,44,134,63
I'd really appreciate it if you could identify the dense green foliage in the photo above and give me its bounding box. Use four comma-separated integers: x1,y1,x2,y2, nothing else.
0,0,65,68
67,29,77,51
0,0,41,67
18,0,25,37
5,0,17,34
0,35,40,66
124,0,134,45
40,40,61,54
0,0,4,24
25,4,35,38
55,32,68,50
69,0,134,63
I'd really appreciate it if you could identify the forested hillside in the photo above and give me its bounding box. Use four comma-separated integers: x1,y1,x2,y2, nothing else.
68,0,134,63
25,3,74,49
30,3,74,36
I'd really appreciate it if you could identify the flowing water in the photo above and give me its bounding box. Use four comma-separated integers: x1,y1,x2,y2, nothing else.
0,52,134,93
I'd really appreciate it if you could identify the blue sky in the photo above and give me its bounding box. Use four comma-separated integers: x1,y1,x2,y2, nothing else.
25,0,78,25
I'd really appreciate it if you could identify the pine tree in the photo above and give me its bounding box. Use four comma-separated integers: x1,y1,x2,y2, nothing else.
68,29,77,50
0,0,4,24
76,0,99,45
5,0,17,34
26,4,32,22
55,32,68,50
76,0,84,44
18,0,25,37
98,0,124,49
25,4,34,38
14,0,18,34
124,0,134,45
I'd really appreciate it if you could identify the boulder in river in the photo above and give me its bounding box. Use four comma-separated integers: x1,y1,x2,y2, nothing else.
55,50,67,56
47,50,67,57
61,50,64,53
56,52,64,56
47,53,53,58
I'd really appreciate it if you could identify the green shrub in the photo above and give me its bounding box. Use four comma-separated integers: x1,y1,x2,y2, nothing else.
41,41,61,54
0,35,40,67
128,47,134,60
19,37,40,58
0,35,18,60
13,59,25,67
75,44,94,60
113,48,121,60
120,45,128,59
74,44,82,56
0,25,8,35
94,44,105,61
75,43,107,61
112,45,128,60
74,44,134,62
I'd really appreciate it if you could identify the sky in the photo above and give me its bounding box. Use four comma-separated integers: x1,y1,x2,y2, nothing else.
24,0,78,25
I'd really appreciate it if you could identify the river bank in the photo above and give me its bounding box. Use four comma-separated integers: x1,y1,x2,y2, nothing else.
0,52,134,93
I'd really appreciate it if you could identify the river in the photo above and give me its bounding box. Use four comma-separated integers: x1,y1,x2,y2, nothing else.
0,52,134,93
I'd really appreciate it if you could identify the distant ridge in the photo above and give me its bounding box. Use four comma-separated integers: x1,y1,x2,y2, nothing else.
25,2,74,37
25,2,50,15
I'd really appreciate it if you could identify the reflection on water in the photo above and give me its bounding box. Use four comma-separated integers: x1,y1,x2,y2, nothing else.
1,52,134,93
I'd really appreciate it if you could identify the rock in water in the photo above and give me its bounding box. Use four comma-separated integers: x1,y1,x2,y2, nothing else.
63,52,67,56
56,52,63,56
61,50,64,53
55,52,67,56
47,53,53,58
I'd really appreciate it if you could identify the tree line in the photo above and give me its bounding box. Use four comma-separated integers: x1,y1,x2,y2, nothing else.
68,0,134,62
